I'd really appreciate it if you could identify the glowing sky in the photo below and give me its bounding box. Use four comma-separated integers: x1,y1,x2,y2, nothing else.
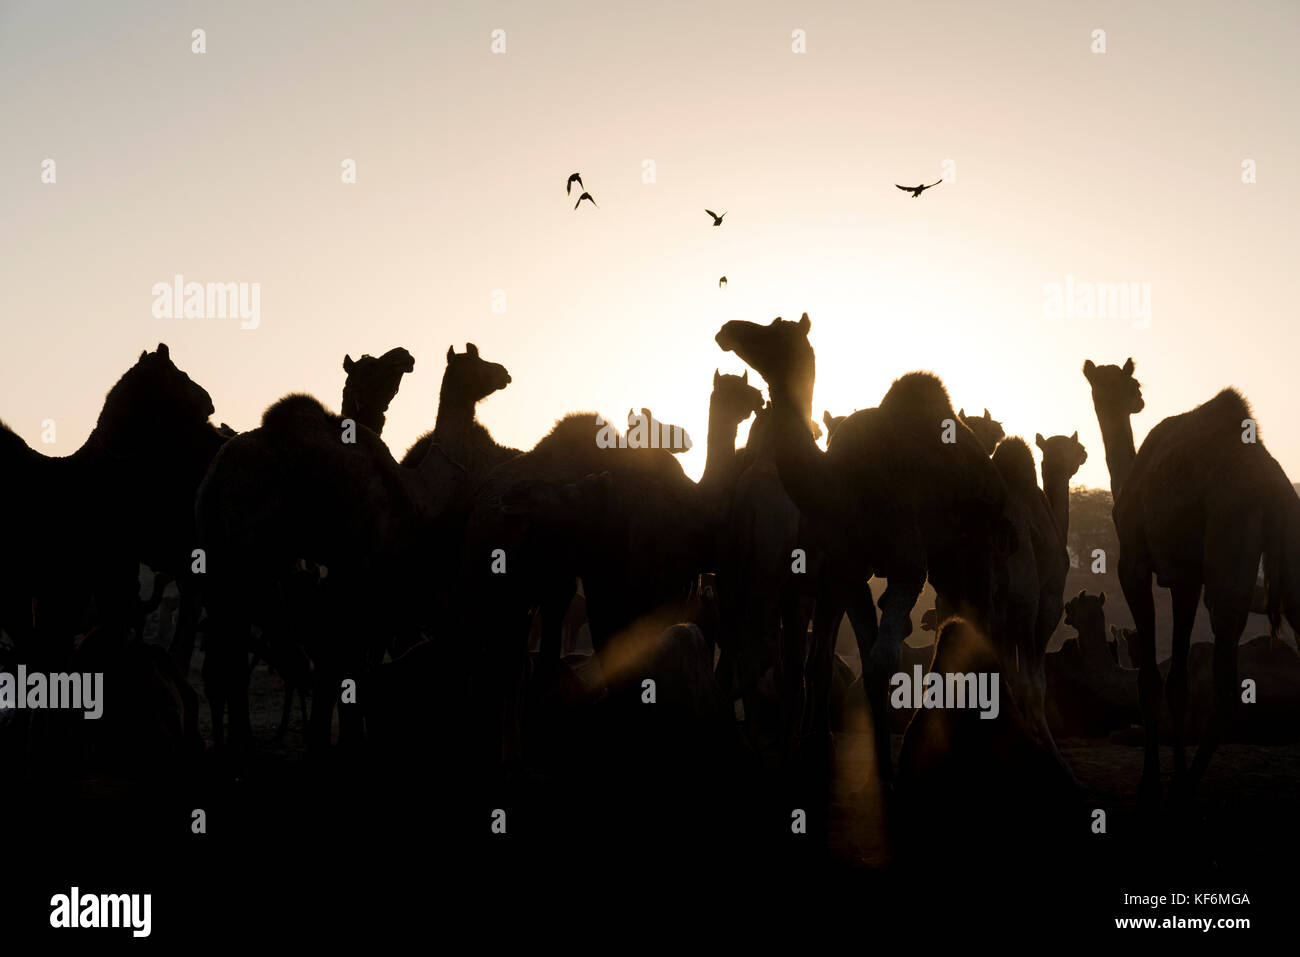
2,0,1297,489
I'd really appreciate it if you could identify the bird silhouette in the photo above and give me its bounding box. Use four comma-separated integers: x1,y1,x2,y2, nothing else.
896,181,942,198
574,192,597,210
705,209,726,226
566,172,583,196
718,276,727,288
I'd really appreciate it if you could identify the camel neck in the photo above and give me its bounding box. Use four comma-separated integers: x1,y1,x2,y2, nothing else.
1041,464,1072,540
1096,411,1136,499
341,388,385,436
701,403,742,491
434,389,476,436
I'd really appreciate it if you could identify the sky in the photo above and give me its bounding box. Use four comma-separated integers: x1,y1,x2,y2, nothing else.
2,0,1297,489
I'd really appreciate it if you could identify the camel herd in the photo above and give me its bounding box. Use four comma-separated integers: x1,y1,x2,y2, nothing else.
3,317,1299,821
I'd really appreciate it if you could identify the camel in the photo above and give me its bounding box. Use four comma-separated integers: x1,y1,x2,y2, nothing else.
176,345,417,732
626,408,692,453
1044,591,1140,739
340,347,415,436
896,618,1079,864
1035,432,1087,541
196,392,465,755
713,399,817,752
1084,356,1300,795
457,371,761,769
989,436,1069,754
717,314,1012,781
822,410,847,441
0,344,219,665
401,343,519,473
958,408,1004,456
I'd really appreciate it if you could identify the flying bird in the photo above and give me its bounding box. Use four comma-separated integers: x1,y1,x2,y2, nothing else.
896,181,942,198
566,172,583,196
705,209,726,226
574,191,597,210
718,276,727,288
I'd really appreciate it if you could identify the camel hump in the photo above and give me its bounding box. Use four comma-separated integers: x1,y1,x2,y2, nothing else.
262,393,333,432
991,437,1038,490
535,411,609,451
1206,387,1253,428
880,371,953,419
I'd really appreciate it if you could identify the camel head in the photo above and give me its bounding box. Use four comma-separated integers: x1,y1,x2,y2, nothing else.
98,343,215,443
1082,358,1144,416
443,343,512,405
341,346,415,434
822,409,848,442
712,369,765,429
1036,431,1088,479
715,313,819,437
627,407,693,453
958,407,1004,456
1063,589,1106,638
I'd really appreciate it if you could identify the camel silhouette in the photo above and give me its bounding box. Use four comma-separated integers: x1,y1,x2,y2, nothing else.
0,344,218,665
989,436,1069,760
1084,356,1300,796
402,343,518,473
716,313,1012,780
196,391,465,756
341,347,415,436
1035,432,1087,541
958,408,1004,456
1043,591,1139,739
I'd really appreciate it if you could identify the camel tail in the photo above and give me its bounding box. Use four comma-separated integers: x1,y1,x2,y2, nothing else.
1266,475,1300,639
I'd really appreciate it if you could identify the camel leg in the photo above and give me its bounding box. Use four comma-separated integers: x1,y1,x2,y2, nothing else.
1023,593,1066,762
276,676,294,740
169,583,202,677
803,576,846,739
778,593,808,750
867,578,921,785
1188,619,1243,788
1166,580,1201,782
1119,555,1160,800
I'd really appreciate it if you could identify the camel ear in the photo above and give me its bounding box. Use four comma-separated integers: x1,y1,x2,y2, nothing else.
157,343,170,359
983,408,990,419
1071,430,1078,441
466,343,479,358
742,370,748,384
714,368,721,387
798,312,810,333
139,350,149,361
343,354,355,373
446,346,455,363
1122,357,1135,375
823,411,833,427
1099,591,1106,606
1035,433,1045,448
1076,589,1087,600
958,408,966,419
1083,359,1096,381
